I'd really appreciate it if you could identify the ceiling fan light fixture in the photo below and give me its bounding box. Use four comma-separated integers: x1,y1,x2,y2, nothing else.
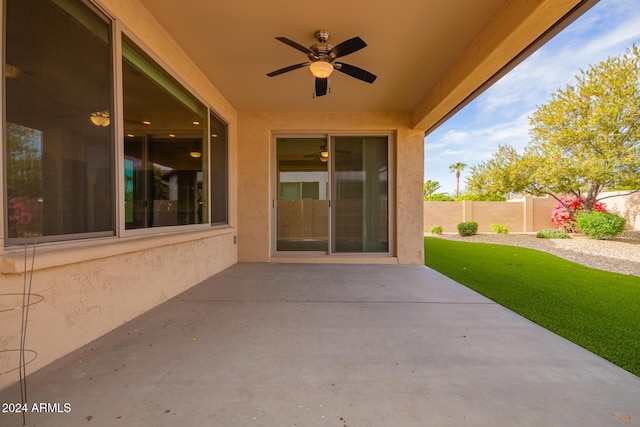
90,110,110,127
5,64,21,78
309,61,334,78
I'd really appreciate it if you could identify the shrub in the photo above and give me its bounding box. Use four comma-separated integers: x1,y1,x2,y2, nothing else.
430,225,443,235
536,228,571,239
425,193,455,201
551,195,607,233
490,223,508,234
576,211,626,240
457,221,478,236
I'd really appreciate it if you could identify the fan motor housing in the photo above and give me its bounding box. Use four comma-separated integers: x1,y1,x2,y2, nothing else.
308,44,336,62
309,30,335,62
314,29,330,43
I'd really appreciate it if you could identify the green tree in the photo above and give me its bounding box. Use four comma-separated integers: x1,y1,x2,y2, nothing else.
6,122,43,199
455,193,506,202
423,180,442,199
449,162,467,198
467,145,523,197
424,193,455,201
468,45,640,210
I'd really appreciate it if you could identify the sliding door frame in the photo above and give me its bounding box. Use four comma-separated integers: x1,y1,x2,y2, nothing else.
271,132,395,258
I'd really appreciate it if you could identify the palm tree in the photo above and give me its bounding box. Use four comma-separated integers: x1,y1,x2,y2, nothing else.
449,162,467,198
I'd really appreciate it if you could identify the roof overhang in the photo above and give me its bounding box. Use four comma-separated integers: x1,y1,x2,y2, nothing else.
137,0,598,133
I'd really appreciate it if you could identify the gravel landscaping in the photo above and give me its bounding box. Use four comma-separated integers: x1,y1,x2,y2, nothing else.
428,231,640,276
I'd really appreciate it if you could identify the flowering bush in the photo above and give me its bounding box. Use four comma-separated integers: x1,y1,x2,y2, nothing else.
551,196,606,233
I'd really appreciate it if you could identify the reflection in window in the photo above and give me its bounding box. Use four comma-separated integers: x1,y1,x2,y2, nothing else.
210,112,228,225
333,136,389,253
4,0,114,241
276,137,329,252
122,35,207,229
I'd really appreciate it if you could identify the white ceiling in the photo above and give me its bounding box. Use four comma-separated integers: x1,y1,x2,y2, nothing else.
137,0,508,113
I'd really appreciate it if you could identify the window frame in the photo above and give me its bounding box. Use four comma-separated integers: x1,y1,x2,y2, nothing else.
209,110,229,227
270,132,396,257
119,32,209,234
115,26,230,238
2,0,117,245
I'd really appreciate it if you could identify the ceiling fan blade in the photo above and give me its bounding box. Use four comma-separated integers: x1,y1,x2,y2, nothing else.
330,36,367,58
266,62,310,77
334,62,377,83
315,78,328,97
275,37,315,56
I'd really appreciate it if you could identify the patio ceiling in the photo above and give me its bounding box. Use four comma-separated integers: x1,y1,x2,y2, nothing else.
137,0,595,131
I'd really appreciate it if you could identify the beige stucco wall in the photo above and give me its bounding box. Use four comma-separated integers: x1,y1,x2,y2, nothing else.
0,0,239,390
599,191,640,231
0,229,237,389
238,112,425,265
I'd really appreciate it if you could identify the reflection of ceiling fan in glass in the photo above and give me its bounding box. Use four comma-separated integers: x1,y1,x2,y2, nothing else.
304,145,349,162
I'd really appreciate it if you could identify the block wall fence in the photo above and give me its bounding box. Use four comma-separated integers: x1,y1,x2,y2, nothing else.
424,192,640,233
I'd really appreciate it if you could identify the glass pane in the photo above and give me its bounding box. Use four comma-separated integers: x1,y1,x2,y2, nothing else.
210,112,228,225
333,136,389,253
122,35,207,229
5,0,114,241
276,138,328,252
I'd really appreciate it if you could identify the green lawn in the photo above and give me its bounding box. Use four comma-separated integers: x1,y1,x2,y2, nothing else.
424,237,640,377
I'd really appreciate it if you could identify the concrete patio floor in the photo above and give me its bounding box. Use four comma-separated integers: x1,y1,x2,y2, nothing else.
1,263,639,426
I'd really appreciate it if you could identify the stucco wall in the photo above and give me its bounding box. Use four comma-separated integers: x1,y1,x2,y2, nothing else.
238,112,425,265
600,191,640,231
0,230,237,390
0,0,239,390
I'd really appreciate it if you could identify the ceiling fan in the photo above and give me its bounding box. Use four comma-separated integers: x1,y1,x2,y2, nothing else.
266,30,377,97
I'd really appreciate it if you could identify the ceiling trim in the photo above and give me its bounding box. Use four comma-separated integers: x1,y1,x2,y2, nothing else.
412,0,597,133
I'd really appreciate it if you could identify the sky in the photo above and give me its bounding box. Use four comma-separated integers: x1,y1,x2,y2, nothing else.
424,0,640,197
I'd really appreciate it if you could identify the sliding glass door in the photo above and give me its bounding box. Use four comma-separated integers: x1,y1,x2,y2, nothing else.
274,135,391,255
332,136,389,253
276,137,329,252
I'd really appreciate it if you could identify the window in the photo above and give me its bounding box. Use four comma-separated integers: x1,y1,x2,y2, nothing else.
279,182,320,200
3,0,230,244
122,35,208,229
4,0,114,242
210,112,228,225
